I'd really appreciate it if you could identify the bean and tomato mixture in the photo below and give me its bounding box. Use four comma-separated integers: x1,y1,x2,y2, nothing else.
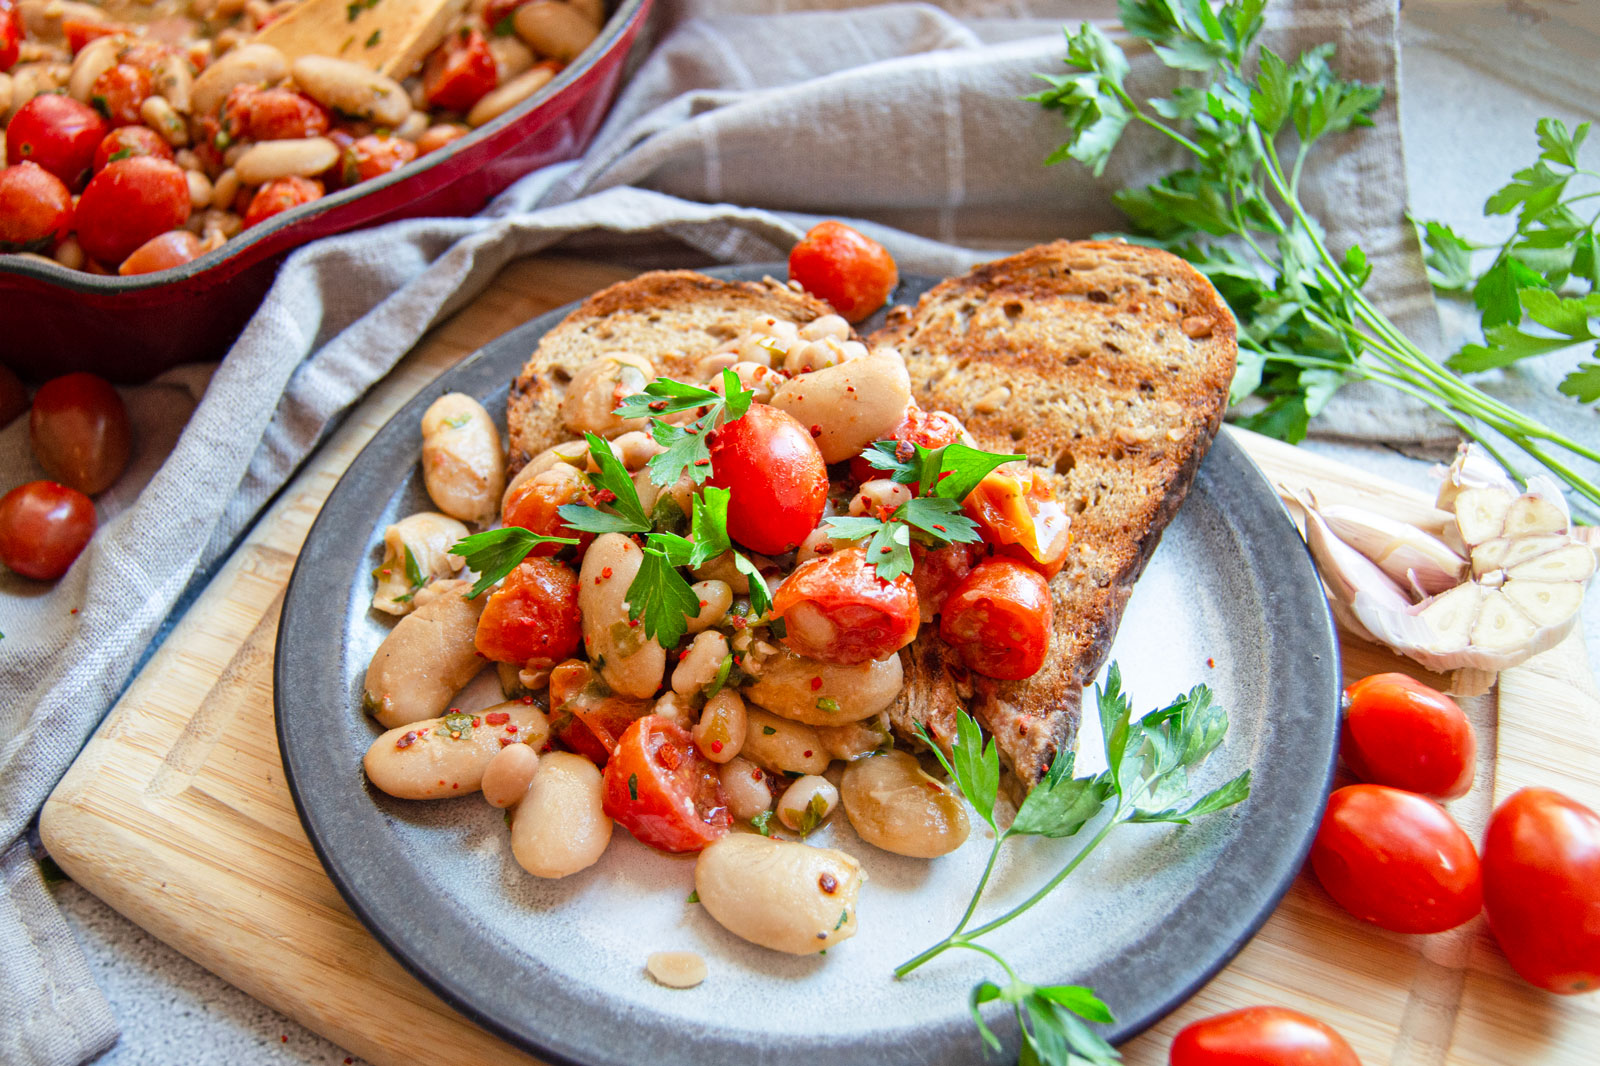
0,0,602,273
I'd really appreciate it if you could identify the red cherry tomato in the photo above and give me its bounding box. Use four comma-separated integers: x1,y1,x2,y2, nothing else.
481,0,528,31
1310,784,1482,934
341,133,417,185
911,540,978,620
424,28,498,113
847,404,963,483
243,175,323,228
0,0,21,72
119,229,203,275
1483,788,1600,993
6,94,108,190
88,63,152,127
706,403,827,555
963,466,1071,578
939,557,1053,680
602,715,730,853
74,156,190,266
773,546,920,665
1169,1006,1361,1066
29,373,132,496
502,463,595,558
548,659,650,765
0,162,73,251
62,17,123,54
0,363,26,426
222,86,330,141
0,481,96,581
417,123,470,155
788,220,898,323
1340,673,1476,800
474,558,582,668
92,125,175,172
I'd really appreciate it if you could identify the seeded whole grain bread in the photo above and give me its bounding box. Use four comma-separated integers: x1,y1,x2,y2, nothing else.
869,240,1237,788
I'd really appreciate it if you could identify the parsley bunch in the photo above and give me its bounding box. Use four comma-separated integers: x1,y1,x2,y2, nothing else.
896,665,1251,1064
613,369,755,487
1031,1,1600,508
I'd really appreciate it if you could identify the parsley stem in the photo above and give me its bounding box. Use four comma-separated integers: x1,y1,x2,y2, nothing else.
1109,82,1208,159
950,833,1008,938
953,939,1020,982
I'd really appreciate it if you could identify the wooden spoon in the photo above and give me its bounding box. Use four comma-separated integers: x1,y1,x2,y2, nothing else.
253,0,466,79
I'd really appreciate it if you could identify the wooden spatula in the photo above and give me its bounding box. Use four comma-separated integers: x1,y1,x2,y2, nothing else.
254,0,466,79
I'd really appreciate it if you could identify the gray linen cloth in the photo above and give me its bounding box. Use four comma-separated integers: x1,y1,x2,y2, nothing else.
0,2,1432,1063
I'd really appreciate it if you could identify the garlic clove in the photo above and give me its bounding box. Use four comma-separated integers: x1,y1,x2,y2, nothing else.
1470,590,1539,653
1476,534,1570,577
1286,490,1416,612
1505,542,1597,584
1502,579,1584,628
1436,443,1518,509
1503,493,1568,538
1469,537,1510,576
1415,583,1481,653
1317,504,1466,596
1454,487,1514,546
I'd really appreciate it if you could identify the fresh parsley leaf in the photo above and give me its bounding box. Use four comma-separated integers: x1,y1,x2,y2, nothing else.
796,792,830,835
450,527,580,599
1560,358,1600,404
734,552,773,617
626,545,700,647
1010,752,1112,839
613,375,723,419
918,713,999,829
816,515,880,541
860,440,1023,500
627,773,638,801
402,544,426,589
897,496,981,542
705,653,734,699
1128,770,1253,824
557,433,651,533
1415,218,1475,291
864,517,915,582
688,487,733,567
650,492,688,535
749,810,774,836
686,890,700,904
441,711,472,737
619,370,754,487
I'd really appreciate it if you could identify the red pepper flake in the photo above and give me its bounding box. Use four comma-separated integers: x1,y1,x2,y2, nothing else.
693,458,711,466
438,780,446,786
70,608,78,615
810,677,822,691
810,424,822,437
818,872,837,894
678,649,690,661
730,616,747,629
816,543,834,556
602,567,613,579
418,728,430,737
596,488,617,504
932,524,947,532
751,769,763,781
938,470,953,481
1206,657,1216,668
845,386,855,393
699,599,709,608
499,737,514,747
486,711,510,725
710,740,724,754
649,400,668,412
505,724,518,733
628,618,640,628
521,696,534,705
380,568,392,576
471,716,481,727
451,782,459,790
594,576,602,584
879,547,891,555
448,707,459,714
281,1036,287,1044
802,750,814,758
396,731,418,749
895,441,914,461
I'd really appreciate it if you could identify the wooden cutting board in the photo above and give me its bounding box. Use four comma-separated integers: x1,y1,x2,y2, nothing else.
39,256,1600,1066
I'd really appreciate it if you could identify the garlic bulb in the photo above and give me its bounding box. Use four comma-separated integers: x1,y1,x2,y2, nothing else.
371,512,469,615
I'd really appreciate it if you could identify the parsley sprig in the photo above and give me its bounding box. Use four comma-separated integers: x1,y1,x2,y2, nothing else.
896,664,1251,1065
1031,1,1600,507
449,527,580,598
613,369,754,487
824,441,1021,580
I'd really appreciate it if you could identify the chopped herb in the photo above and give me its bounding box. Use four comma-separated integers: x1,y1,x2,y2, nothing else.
749,811,774,836
450,527,580,599
107,146,134,163
492,12,516,36
628,773,639,801
365,28,382,47
650,493,688,535
441,711,473,737
767,617,787,640
762,726,777,736
834,909,849,931
213,128,231,151
402,544,426,588
705,653,734,700
626,544,700,648
862,440,1022,500
442,411,471,429
795,792,830,835
89,95,109,118
346,0,380,21
686,890,700,904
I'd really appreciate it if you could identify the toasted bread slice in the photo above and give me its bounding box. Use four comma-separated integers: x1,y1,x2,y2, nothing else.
870,241,1237,787
506,271,837,476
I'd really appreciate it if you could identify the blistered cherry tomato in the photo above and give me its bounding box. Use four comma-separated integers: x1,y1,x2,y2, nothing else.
939,557,1052,680
92,126,175,173
6,94,108,190
773,546,920,665
0,0,21,72
222,86,330,141
788,220,898,322
1310,784,1481,934
1169,1006,1361,1066
1340,673,1476,799
0,162,73,251
474,558,582,668
1483,788,1600,993
602,715,730,853
424,28,498,112
848,404,963,483
341,134,417,185
0,481,96,580
963,466,1071,579
502,463,594,558
416,123,470,155
548,659,648,765
0,364,26,426
74,156,190,266
706,403,827,554
63,17,122,54
119,229,202,275
911,541,978,620
243,175,323,228
88,64,152,127
29,372,132,495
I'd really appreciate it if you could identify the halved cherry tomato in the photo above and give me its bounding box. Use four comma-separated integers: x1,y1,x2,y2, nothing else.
88,64,152,128
474,558,582,668
773,545,920,665
0,162,73,251
1310,784,1481,934
223,86,330,141
424,28,498,113
963,465,1071,579
547,658,650,765
73,156,190,266
910,540,977,620
6,94,108,190
0,0,21,72
788,220,898,322
119,229,202,275
93,125,174,172
707,403,827,554
243,175,323,228
341,133,417,185
939,557,1052,680
1169,1006,1361,1066
0,364,26,426
602,715,730,853
848,404,964,483
29,373,131,495
1483,788,1600,993
0,480,96,580
1340,673,1476,800
502,463,595,558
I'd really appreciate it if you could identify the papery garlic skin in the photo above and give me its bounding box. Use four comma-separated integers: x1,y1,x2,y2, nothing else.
1436,443,1517,509
1316,504,1465,596
372,512,470,616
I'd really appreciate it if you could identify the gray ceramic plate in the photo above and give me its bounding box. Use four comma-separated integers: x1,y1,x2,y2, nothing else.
275,266,1340,1066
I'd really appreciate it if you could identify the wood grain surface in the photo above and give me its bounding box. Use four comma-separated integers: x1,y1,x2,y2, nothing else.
39,257,1600,1066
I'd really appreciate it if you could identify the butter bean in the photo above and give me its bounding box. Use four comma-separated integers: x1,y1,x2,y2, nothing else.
233,137,339,185
557,351,652,437
743,647,902,725
192,43,287,118
717,756,772,822
770,347,912,463
511,752,611,879
67,34,120,102
740,709,828,776
210,168,241,210
184,169,212,210
466,64,555,127
841,750,969,858
370,511,469,616
513,1,598,61
291,55,411,127
692,690,746,764
578,533,665,699
363,701,550,800
141,95,189,147
694,835,862,955
481,742,539,808
362,579,488,728
420,393,505,525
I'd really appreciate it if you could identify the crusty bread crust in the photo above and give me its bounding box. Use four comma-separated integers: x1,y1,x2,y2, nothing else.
871,240,1237,787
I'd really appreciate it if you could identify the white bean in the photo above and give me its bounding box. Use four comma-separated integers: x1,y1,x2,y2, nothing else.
794,525,862,565
513,0,598,61
192,43,287,117
799,314,850,342
481,742,540,808
589,429,661,471
848,479,913,517
783,337,863,375
8,63,70,119
0,73,12,118
717,757,772,822
692,690,746,764
291,55,411,126
568,0,605,28
233,137,339,185
577,534,666,699
420,393,506,525
210,168,241,210
511,752,612,879
488,34,534,83
363,701,550,799
770,348,912,463
362,579,488,728
652,690,691,730
51,238,83,270
740,709,828,775
558,352,652,437
743,647,903,725
502,438,587,510
142,95,189,147
394,110,429,142
371,511,469,616
684,580,732,633
672,631,729,696
816,714,891,761
694,835,862,954
840,750,970,858
151,53,193,112
466,64,555,127
67,34,119,102
777,775,839,834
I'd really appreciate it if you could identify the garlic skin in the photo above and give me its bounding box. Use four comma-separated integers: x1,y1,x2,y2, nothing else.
372,512,470,616
1314,503,1465,596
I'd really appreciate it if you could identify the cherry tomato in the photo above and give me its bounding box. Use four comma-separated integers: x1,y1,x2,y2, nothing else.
0,0,20,72
119,229,202,275
788,220,898,322
502,463,595,558
474,558,582,668
0,363,26,426
939,557,1053,680
911,541,978,620
417,123,470,155
847,404,964,483
773,546,920,665
63,17,123,54
963,466,1071,578
92,125,175,173
29,373,132,495
548,659,650,765
74,156,190,266
706,403,827,554
6,94,109,190
602,715,729,853
0,481,96,581
113,41,174,74
1483,788,1600,993
1340,673,1476,800
88,63,152,127
481,0,529,31
243,175,323,228
1169,1006,1361,1066
222,86,330,142
1310,784,1481,934
0,162,73,252
424,28,498,113
341,133,417,185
